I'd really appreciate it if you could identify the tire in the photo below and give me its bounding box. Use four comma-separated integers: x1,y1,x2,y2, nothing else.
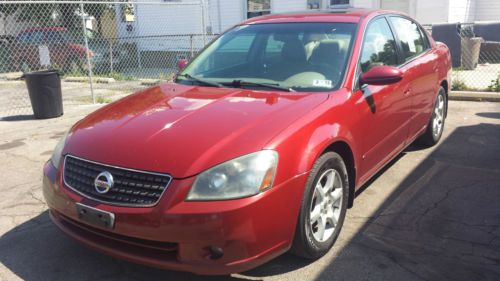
290,151,349,259
417,87,447,147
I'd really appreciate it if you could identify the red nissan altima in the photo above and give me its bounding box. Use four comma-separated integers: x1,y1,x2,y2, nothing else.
43,9,451,275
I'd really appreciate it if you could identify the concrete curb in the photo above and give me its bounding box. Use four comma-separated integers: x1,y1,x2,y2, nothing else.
0,72,23,81
64,77,116,84
449,91,500,102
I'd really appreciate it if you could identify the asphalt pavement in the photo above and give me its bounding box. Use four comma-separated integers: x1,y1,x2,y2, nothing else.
0,100,499,281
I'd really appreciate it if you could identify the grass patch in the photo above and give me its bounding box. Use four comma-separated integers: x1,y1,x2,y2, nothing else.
96,95,112,104
106,71,135,81
158,72,175,81
62,70,137,81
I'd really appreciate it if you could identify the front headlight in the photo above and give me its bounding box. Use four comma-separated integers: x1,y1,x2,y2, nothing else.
51,132,69,169
187,150,278,201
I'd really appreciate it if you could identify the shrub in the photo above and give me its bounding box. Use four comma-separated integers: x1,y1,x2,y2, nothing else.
452,78,470,91
487,74,500,92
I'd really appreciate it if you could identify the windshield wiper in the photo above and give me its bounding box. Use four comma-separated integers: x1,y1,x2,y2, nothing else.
224,80,295,92
177,74,226,88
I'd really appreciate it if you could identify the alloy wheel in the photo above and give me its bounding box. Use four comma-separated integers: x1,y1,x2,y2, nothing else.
309,169,343,243
433,94,445,138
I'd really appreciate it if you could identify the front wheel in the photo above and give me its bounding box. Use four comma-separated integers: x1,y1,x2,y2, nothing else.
290,152,349,259
417,87,447,146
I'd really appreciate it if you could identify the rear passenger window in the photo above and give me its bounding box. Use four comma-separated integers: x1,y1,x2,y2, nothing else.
360,18,398,73
264,35,285,59
389,17,428,61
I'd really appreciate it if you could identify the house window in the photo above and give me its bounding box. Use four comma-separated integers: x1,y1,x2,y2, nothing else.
307,0,322,9
247,0,271,19
330,0,350,6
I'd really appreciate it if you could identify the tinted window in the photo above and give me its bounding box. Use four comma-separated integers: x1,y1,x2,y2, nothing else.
17,32,44,44
47,31,69,43
16,32,31,44
360,18,398,73
389,17,427,61
264,35,284,57
213,33,256,70
179,23,356,92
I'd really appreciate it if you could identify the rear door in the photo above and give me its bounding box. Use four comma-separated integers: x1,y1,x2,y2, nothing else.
388,16,439,140
47,30,70,69
354,17,412,182
15,31,43,69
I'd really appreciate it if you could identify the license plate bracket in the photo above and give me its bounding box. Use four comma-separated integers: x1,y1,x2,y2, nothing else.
76,203,115,229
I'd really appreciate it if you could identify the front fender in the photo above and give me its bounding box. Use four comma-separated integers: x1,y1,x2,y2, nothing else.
265,89,361,188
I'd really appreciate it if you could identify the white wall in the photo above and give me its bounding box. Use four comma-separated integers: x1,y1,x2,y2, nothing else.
209,0,244,33
448,0,475,23
0,10,35,36
414,0,449,24
475,0,500,21
272,0,307,13
352,0,377,8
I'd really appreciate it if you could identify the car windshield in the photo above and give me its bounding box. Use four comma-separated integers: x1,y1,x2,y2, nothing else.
177,22,356,92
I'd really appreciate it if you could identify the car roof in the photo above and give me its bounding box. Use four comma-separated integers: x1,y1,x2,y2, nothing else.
22,26,67,33
241,8,397,25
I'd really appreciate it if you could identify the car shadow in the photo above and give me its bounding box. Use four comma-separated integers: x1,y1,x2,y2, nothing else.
1,114,36,122
0,211,247,281
309,123,500,281
476,112,500,119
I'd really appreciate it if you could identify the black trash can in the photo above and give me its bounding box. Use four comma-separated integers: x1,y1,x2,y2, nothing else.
22,70,63,119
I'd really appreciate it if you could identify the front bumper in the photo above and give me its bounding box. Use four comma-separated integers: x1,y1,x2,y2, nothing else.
43,161,308,275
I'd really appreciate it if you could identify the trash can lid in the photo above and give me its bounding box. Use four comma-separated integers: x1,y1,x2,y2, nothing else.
22,69,60,77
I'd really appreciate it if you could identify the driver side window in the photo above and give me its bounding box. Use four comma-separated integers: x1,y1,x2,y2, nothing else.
360,18,398,73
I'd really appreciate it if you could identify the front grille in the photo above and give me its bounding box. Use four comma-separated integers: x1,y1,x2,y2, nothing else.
63,155,172,207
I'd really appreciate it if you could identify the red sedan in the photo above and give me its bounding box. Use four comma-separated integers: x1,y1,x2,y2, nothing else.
43,9,451,275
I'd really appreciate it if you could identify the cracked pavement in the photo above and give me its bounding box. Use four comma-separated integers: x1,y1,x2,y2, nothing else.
0,101,499,281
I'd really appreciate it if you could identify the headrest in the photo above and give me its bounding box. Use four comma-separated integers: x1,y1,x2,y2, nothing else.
309,40,340,64
281,37,307,62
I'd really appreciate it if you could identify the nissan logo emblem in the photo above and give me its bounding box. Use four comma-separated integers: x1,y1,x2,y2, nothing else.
94,171,114,194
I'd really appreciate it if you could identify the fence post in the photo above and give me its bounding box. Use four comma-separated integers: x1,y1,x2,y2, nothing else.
190,35,194,58
80,3,95,104
201,0,207,45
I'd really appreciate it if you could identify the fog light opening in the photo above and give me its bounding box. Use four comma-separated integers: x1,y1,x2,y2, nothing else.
209,246,224,260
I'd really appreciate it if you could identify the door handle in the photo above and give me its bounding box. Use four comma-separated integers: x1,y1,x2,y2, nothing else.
404,88,411,95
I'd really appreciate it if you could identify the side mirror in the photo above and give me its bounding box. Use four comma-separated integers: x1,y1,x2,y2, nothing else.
359,65,403,86
177,59,189,71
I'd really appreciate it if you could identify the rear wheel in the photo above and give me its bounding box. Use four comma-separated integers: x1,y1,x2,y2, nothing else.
417,87,447,146
291,152,348,259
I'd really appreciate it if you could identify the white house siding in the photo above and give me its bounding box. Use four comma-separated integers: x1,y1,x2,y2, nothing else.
475,0,500,21
136,2,204,51
448,0,476,23
413,0,449,24
351,0,377,9
209,0,244,33
0,11,36,36
272,0,307,13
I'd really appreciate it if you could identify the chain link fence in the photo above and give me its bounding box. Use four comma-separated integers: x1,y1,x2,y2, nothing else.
0,0,218,118
425,22,500,93
2,2,499,119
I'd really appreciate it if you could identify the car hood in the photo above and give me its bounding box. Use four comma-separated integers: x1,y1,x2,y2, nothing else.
64,83,327,178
